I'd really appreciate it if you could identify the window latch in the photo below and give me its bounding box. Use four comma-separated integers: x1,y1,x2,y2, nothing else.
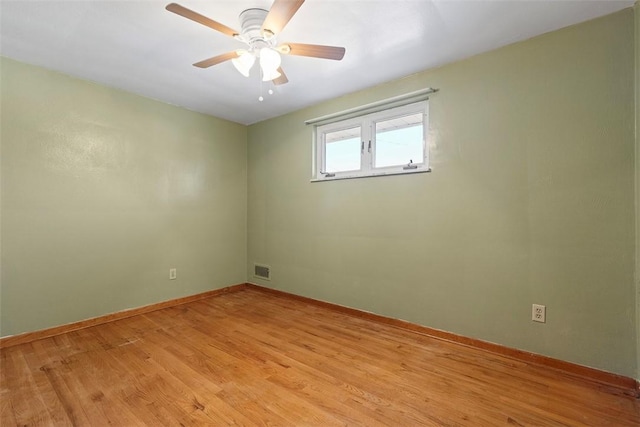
361,141,364,153
403,160,418,170
368,140,371,153
320,171,336,178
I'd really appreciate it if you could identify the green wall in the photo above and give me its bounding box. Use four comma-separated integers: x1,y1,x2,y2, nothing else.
247,9,636,377
635,1,640,381
0,57,247,336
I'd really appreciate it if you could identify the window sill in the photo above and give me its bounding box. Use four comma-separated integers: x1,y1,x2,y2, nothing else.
310,168,431,182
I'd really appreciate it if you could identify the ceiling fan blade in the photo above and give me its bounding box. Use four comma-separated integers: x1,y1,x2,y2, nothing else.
261,0,305,36
166,3,239,38
283,43,345,60
193,51,239,68
273,67,289,85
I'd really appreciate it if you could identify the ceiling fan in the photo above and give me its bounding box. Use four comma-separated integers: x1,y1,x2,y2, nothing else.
166,0,346,86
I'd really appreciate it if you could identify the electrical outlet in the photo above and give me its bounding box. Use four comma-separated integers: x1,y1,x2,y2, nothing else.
532,304,546,323
169,268,177,280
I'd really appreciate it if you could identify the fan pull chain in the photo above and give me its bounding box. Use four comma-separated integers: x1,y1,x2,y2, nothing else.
258,70,264,102
257,71,275,102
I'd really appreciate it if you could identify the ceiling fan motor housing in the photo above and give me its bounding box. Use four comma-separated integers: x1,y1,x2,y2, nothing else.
237,8,275,53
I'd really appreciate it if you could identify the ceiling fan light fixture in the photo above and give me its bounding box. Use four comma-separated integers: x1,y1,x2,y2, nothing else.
232,50,255,77
259,48,281,81
261,67,282,82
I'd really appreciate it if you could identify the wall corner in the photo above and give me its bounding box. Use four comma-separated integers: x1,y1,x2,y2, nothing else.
634,0,640,382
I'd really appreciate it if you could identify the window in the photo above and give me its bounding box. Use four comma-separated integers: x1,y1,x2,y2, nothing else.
313,101,429,181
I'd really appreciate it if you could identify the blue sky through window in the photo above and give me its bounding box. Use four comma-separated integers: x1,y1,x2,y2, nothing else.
375,124,423,168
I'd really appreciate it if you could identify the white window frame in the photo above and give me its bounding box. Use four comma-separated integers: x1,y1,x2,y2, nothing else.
312,101,430,181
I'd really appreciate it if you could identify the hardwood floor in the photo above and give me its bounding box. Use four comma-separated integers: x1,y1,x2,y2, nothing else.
2,287,639,426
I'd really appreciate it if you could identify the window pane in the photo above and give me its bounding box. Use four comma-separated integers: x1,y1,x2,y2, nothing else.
325,126,361,173
374,113,423,168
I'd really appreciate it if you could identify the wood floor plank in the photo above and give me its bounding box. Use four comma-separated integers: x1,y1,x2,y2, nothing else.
2,287,639,426
30,339,105,426
3,349,59,426
17,347,78,425
20,344,75,426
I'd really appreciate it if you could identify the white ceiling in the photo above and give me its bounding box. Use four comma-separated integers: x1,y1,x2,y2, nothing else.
0,0,634,125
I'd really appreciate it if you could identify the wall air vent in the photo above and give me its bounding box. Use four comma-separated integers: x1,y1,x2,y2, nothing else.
254,263,271,281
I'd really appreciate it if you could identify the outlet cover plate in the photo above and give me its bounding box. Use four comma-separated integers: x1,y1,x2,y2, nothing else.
532,304,546,323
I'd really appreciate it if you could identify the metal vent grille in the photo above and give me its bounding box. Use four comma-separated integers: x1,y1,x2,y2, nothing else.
254,264,271,280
